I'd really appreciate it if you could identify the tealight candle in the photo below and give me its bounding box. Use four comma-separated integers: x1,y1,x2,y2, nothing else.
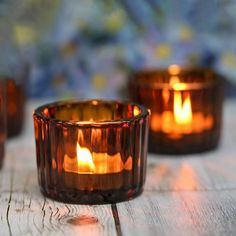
129,66,224,154
33,100,149,204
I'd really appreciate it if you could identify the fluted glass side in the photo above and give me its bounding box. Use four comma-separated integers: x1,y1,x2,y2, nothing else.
7,78,26,137
0,79,6,169
33,100,149,204
129,68,224,154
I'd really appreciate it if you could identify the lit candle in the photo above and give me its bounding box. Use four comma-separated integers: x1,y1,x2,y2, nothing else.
63,143,128,190
129,66,224,154
33,100,149,204
150,75,214,139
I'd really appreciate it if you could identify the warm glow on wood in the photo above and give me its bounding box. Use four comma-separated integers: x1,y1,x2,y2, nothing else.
174,92,192,125
77,143,95,173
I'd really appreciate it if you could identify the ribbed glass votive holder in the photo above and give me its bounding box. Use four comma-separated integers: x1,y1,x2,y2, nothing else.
0,79,6,169
129,67,224,154
33,100,149,204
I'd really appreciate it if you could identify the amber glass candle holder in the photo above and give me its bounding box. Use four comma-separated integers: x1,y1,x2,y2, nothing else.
7,78,26,137
0,79,6,169
129,66,224,154
33,100,149,204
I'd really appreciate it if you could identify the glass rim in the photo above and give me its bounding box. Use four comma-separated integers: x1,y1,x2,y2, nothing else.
130,67,223,91
33,99,150,127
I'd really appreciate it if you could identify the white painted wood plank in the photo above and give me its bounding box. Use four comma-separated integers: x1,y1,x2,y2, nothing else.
0,173,117,235
117,190,236,236
0,148,117,236
144,100,236,192
145,150,236,192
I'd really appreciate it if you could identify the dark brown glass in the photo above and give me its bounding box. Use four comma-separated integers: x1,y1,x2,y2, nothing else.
7,78,25,137
129,68,224,154
0,79,6,169
33,100,149,204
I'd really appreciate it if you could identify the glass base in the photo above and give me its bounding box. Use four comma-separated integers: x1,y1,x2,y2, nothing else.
40,186,143,204
149,130,220,155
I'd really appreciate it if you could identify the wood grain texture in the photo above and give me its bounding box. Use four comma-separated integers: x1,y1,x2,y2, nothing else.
0,150,117,236
117,190,236,236
0,100,236,235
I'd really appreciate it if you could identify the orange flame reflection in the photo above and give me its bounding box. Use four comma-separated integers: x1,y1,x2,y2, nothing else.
174,164,199,190
64,143,130,174
170,76,193,125
77,143,96,173
174,92,192,125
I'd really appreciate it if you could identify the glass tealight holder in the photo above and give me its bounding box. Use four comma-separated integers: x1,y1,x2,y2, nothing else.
7,78,26,137
129,67,224,154
0,47,29,138
0,79,6,169
33,100,149,204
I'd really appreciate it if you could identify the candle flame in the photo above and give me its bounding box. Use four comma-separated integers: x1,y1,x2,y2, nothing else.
174,91,192,124
77,143,95,173
168,64,181,75
170,76,193,125
133,106,140,116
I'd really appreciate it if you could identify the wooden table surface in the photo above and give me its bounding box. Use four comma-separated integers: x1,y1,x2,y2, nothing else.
1,100,236,236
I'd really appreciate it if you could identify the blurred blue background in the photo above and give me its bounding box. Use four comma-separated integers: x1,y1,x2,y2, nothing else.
1,0,236,99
